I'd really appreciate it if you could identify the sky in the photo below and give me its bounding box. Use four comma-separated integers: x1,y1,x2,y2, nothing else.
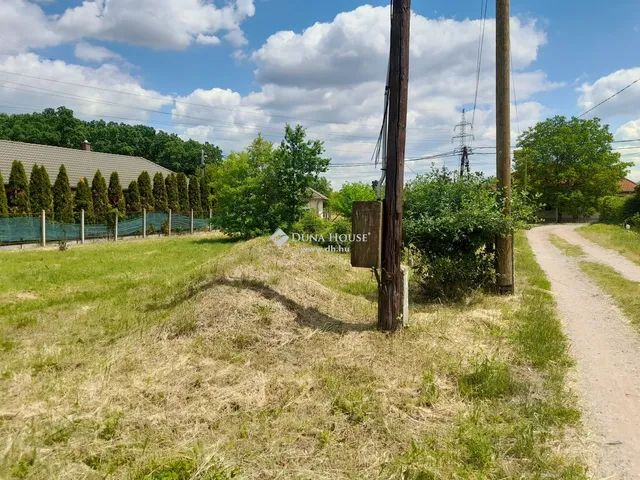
1,0,640,188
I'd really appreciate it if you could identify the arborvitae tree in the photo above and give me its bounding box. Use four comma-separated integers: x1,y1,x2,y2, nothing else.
200,175,209,211
29,165,53,216
0,171,8,217
75,178,94,222
53,165,74,223
177,172,189,212
138,171,154,212
91,170,110,223
152,172,168,212
7,160,30,214
108,172,126,216
126,181,141,213
188,175,201,211
165,173,180,212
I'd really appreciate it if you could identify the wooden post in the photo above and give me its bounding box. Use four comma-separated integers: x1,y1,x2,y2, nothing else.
81,209,85,245
40,210,46,247
114,212,118,242
209,208,212,232
495,0,514,294
168,209,172,236
190,209,194,234
143,208,147,238
378,0,411,332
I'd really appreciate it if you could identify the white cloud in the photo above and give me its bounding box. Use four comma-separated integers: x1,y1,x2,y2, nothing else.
74,42,122,63
173,6,556,186
196,34,221,46
0,53,173,122
231,50,249,61
1,0,255,52
224,29,249,47
577,67,640,119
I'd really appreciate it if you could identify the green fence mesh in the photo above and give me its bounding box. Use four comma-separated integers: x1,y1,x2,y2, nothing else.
0,211,211,245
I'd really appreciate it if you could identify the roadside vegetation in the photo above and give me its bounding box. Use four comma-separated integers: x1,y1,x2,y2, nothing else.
0,232,586,478
549,234,585,257
577,224,640,266
580,261,640,332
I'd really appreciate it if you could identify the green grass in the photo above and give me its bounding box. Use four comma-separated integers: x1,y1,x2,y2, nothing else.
578,224,640,265
0,234,586,479
580,261,640,331
549,234,586,257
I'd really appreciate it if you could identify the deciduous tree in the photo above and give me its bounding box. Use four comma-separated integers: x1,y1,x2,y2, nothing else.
513,116,631,220
329,182,377,219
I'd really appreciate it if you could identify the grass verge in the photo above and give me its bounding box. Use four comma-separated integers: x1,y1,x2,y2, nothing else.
549,234,585,257
0,232,585,478
580,261,640,331
577,224,640,265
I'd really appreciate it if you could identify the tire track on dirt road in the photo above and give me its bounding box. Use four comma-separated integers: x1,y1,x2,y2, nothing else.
527,225,640,479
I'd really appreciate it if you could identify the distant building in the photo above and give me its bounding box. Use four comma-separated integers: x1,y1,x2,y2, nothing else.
307,188,329,217
618,178,637,196
0,139,173,187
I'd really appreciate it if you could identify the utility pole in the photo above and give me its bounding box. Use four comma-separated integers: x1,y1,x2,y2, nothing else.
495,0,514,294
452,109,474,177
200,149,207,178
378,0,411,332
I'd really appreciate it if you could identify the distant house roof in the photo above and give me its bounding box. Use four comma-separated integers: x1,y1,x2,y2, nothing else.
308,188,329,201
0,140,174,187
620,178,636,194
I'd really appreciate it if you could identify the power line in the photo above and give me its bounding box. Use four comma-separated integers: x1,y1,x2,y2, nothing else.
0,68,435,132
471,0,489,128
577,75,640,118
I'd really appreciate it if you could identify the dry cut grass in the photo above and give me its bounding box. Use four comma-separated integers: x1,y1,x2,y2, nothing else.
0,233,586,479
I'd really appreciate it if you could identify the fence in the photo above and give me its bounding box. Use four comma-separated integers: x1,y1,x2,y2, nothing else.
0,209,211,246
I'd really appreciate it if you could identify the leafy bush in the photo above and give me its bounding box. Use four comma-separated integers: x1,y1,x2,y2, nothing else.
599,195,640,224
403,170,537,301
161,220,169,235
291,210,352,248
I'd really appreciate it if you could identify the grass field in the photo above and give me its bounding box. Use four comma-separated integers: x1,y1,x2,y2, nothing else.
577,224,640,265
0,232,586,479
549,235,586,257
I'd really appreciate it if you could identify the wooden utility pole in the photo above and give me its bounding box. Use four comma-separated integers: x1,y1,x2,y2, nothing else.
378,0,411,332
495,0,514,293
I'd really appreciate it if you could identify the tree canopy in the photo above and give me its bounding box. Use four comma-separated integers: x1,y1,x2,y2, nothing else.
329,182,377,219
91,170,110,223
53,165,74,223
29,164,53,216
75,178,94,222
108,172,126,216
188,175,201,212
153,172,169,213
125,181,141,213
7,160,30,215
513,116,631,220
138,171,154,212
0,106,223,175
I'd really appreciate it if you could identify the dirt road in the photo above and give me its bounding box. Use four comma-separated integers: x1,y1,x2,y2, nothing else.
527,225,640,479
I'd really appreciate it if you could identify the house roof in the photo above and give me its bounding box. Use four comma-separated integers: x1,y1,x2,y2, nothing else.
620,178,636,194
0,140,174,187
308,187,329,200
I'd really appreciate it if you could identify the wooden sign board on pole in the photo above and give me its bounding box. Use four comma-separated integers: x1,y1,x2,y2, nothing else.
351,201,383,268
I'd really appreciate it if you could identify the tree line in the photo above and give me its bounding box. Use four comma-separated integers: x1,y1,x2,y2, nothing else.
0,161,209,223
0,107,223,175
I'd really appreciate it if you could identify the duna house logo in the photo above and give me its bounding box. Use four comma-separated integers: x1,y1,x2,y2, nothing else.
270,228,289,247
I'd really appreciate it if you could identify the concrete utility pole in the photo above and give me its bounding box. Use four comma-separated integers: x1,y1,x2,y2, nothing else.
378,0,411,332
201,149,206,178
495,0,514,293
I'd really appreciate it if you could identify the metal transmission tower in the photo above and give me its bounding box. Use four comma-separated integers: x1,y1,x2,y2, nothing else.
452,109,474,177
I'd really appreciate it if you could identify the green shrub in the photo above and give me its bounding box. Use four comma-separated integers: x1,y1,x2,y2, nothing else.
138,171,154,212
29,164,53,216
153,172,169,212
599,195,640,224
126,181,142,213
92,170,110,223
177,173,190,212
53,165,74,223
188,175,201,212
75,177,94,223
293,209,325,234
0,170,8,217
404,170,537,301
165,173,180,212
7,160,30,214
108,172,126,216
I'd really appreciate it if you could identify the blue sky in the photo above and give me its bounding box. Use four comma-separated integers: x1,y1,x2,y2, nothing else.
1,0,639,186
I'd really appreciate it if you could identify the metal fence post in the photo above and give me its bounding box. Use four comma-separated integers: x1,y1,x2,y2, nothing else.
190,209,194,234
168,209,172,236
41,210,46,247
114,212,118,242
209,208,212,232
81,209,85,245
143,208,147,238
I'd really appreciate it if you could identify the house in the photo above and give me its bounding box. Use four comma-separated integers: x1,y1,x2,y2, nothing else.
307,188,328,217
0,139,174,187
618,178,637,196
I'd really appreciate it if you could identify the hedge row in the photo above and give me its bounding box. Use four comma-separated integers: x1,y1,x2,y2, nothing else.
1,160,209,223
599,195,640,224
